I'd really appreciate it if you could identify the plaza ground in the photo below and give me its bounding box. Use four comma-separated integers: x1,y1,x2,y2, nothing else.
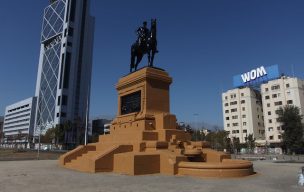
0,148,63,161
0,160,303,192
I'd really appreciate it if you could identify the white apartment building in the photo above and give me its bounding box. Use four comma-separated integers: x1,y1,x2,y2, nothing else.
261,76,304,144
3,97,37,140
222,87,265,143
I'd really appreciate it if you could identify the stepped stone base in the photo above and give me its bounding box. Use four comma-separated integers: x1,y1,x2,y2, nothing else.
59,67,254,178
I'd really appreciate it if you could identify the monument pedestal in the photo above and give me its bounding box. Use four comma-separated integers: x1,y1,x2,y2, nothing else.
59,67,254,177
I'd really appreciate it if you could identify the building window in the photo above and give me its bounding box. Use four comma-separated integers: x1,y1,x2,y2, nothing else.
287,100,293,104
227,124,230,127
232,130,239,134
230,94,236,99
232,115,238,119
275,110,280,114
274,101,282,106
225,96,228,100
243,122,246,126
267,103,270,107
278,135,282,139
63,52,71,89
269,136,273,140
232,123,238,126
272,94,277,98
265,95,270,100
224,103,228,107
286,83,290,88
265,88,269,92
271,85,280,90
226,117,229,120
241,93,244,96
243,129,247,133
225,110,229,113
242,114,246,118
242,107,245,111
61,112,66,118
62,95,68,106
268,119,272,123
57,96,61,106
56,113,60,117
268,111,271,115
64,28,67,37
230,101,237,105
68,27,73,36
268,127,273,131
277,126,280,130
241,100,245,104
231,108,237,112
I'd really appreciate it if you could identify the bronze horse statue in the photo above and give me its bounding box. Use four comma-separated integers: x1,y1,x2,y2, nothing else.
130,19,158,73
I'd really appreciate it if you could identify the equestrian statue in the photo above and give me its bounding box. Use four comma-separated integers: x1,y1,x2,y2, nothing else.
130,19,158,73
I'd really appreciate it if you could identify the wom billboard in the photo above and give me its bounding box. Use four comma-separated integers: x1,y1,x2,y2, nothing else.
233,65,280,88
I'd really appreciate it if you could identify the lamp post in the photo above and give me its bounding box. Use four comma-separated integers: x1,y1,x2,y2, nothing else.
37,125,41,159
193,113,199,141
84,84,90,145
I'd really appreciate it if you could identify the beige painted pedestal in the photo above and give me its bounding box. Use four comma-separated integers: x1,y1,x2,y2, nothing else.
59,67,254,177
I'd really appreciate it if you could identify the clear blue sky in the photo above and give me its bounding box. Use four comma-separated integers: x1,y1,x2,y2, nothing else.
0,0,304,127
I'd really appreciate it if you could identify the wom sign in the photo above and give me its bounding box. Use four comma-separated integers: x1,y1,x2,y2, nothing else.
233,65,279,88
241,66,267,83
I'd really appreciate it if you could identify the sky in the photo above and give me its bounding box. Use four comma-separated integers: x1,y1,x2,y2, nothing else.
0,0,303,128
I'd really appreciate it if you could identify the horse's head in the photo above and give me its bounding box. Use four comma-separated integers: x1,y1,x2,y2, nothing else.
150,19,157,39
151,19,157,29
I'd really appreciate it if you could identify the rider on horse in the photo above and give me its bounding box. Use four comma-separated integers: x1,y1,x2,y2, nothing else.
136,21,150,48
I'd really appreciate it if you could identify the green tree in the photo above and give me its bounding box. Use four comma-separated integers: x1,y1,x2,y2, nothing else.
245,134,255,153
205,130,229,151
231,137,241,154
277,105,304,154
0,130,4,143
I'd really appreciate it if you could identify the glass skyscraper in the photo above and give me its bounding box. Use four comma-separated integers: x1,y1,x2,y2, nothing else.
34,0,95,146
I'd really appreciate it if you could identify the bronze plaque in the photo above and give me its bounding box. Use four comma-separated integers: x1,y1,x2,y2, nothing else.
121,91,141,115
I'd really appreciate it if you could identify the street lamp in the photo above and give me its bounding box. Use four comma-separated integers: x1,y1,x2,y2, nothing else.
193,113,199,141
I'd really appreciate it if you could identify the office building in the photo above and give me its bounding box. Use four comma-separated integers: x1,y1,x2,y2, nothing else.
34,0,95,146
222,87,265,143
261,76,304,145
3,97,37,142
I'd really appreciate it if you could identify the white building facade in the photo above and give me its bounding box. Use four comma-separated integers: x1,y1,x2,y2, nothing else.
222,87,265,143
3,97,37,139
34,0,95,146
261,76,304,144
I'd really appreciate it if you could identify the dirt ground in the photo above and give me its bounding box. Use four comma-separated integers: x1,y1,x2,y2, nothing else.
0,148,63,161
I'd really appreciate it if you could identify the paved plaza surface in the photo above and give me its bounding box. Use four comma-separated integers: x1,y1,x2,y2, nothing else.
0,160,303,192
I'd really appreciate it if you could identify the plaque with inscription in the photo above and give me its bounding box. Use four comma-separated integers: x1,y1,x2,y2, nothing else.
121,91,141,115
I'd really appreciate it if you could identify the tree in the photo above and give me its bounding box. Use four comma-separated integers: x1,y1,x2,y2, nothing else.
41,127,56,144
231,137,241,154
0,130,4,144
205,130,230,151
277,105,304,154
245,134,255,154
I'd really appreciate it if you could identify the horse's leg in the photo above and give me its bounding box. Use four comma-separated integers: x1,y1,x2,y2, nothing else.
147,51,151,67
150,50,155,67
130,45,135,72
135,54,143,70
